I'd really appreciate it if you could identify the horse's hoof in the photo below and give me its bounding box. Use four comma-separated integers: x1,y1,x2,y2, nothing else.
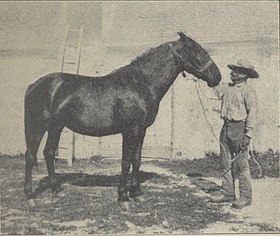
134,195,145,202
25,190,35,200
26,198,36,207
129,187,143,198
52,185,63,194
118,193,130,202
119,201,131,211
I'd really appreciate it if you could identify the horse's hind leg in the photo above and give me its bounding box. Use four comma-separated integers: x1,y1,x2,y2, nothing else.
43,125,63,193
24,127,46,199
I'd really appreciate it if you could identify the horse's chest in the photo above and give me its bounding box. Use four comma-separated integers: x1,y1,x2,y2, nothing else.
113,89,158,124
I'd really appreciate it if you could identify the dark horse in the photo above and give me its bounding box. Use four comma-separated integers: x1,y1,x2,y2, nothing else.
24,32,221,201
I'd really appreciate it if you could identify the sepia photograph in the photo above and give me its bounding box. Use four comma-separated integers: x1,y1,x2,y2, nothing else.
0,1,279,235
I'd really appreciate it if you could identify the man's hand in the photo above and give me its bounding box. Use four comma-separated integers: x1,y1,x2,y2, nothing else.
240,135,250,149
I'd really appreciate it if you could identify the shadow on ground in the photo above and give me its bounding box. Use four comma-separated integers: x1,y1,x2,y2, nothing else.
186,174,222,193
32,171,160,198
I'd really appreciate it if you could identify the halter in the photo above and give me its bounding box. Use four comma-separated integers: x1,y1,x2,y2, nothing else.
168,43,213,77
199,58,213,74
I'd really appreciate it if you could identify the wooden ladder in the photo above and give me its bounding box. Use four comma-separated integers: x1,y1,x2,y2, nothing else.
56,25,84,166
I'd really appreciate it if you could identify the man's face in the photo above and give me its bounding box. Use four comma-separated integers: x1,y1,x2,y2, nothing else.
230,70,247,84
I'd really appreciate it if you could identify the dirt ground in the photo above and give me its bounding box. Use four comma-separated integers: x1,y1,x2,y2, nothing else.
0,154,279,235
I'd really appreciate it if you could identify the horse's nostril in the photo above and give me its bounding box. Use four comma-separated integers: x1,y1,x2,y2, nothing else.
208,81,218,88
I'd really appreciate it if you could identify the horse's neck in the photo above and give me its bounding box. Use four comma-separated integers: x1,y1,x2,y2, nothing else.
135,44,181,101
152,60,180,101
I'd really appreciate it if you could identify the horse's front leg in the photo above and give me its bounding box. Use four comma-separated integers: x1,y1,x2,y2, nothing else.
130,129,146,198
118,131,131,202
118,128,146,202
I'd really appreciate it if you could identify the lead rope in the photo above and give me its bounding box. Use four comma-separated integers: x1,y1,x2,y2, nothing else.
249,142,263,178
190,77,262,178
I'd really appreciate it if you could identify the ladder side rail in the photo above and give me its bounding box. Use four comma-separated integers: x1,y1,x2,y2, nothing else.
71,25,84,164
56,24,70,158
75,25,84,74
60,24,70,73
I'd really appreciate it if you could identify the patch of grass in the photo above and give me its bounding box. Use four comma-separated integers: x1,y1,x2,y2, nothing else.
250,222,280,232
23,226,45,235
155,149,279,179
154,151,222,178
249,149,279,178
40,223,77,233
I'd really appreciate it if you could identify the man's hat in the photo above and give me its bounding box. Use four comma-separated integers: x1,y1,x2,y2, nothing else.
227,59,259,78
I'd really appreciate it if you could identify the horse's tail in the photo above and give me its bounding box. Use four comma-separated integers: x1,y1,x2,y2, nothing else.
24,76,52,166
24,83,39,139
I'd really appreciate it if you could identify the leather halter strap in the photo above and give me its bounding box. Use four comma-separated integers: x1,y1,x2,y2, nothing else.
168,43,187,77
168,43,184,60
199,58,213,74
168,43,213,76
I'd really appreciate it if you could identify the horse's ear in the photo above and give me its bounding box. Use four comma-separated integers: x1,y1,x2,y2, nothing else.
178,31,188,42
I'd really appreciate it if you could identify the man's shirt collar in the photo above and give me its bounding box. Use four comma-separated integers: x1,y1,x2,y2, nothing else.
229,81,247,88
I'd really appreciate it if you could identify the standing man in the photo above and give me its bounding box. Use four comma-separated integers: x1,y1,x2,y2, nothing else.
211,59,259,209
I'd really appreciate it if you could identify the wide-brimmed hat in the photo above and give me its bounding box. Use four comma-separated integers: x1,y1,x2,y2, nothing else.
227,59,259,78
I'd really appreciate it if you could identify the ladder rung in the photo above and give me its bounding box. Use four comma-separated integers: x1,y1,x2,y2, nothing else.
64,61,76,65
59,147,69,150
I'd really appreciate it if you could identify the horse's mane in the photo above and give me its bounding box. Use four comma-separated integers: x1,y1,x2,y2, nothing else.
130,42,171,66
107,42,173,76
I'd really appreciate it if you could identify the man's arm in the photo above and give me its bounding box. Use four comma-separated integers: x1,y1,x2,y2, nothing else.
244,86,258,138
213,82,228,99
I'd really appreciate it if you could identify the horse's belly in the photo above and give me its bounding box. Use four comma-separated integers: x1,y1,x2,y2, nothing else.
66,111,122,137
66,122,122,137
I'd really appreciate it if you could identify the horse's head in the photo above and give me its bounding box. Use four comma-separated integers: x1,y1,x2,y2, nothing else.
171,32,221,87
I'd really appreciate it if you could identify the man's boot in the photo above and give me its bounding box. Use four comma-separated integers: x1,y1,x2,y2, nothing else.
210,194,235,203
231,197,252,209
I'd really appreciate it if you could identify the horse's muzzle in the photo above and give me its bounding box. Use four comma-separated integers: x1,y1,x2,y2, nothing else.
207,80,219,88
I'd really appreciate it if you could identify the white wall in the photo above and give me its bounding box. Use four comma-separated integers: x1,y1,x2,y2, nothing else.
0,2,278,158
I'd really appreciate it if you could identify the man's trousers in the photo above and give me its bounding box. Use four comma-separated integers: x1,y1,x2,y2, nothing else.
219,120,252,201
